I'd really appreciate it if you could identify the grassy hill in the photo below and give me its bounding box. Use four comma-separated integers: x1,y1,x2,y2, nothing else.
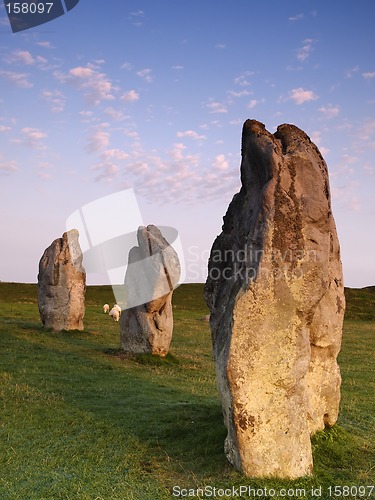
1,282,373,319
344,286,375,321
0,282,374,499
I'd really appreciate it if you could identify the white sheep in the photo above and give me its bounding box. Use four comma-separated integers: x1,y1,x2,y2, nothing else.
103,304,110,313
112,304,121,315
109,307,120,321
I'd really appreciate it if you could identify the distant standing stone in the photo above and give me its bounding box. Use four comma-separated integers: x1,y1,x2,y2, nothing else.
204,120,345,479
38,229,86,331
120,225,180,357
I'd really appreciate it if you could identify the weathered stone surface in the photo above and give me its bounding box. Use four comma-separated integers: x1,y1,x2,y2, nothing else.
38,229,86,331
120,225,180,357
204,120,345,478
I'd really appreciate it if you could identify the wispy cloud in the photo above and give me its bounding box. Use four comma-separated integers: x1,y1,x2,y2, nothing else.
54,64,117,105
234,72,254,87
363,162,374,175
121,90,140,102
176,130,206,140
129,10,144,26
93,162,120,182
310,131,330,156
287,87,318,104
91,133,241,204
36,161,54,180
129,10,144,17
215,43,226,49
103,107,126,121
6,50,49,69
319,104,340,119
341,153,359,167
296,39,315,62
78,110,96,124
41,89,66,113
289,13,304,22
168,143,192,162
101,149,129,161
0,156,18,175
21,127,47,149
93,148,129,182
357,118,375,152
136,68,153,82
346,66,359,78
227,89,252,98
123,129,140,140
332,187,360,211
121,62,132,71
360,118,375,136
362,71,375,80
206,100,228,113
247,98,265,109
8,50,35,65
0,71,33,88
35,41,54,49
213,154,228,171
87,125,110,152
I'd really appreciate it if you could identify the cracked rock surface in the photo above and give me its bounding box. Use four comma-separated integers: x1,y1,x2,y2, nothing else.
205,120,345,478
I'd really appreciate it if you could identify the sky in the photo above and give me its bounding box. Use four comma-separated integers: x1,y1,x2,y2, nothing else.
0,0,374,288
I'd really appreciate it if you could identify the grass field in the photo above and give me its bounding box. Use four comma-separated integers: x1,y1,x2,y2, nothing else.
0,282,374,499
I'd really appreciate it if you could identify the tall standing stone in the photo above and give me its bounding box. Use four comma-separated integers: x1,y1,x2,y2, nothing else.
38,229,86,331
120,225,180,357
204,120,345,478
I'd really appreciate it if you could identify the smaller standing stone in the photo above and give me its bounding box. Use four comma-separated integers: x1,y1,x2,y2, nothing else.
38,229,86,331
120,225,180,357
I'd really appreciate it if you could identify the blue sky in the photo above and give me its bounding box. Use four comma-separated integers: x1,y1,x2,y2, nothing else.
0,0,374,287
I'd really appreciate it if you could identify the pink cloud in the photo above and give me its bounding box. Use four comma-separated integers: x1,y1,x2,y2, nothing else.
55,65,117,105
41,90,66,113
213,154,229,171
0,157,18,175
0,71,33,88
136,68,153,82
11,50,35,65
121,90,140,102
288,87,318,105
296,39,315,62
21,127,47,149
176,130,206,140
363,71,375,80
206,101,228,113
319,104,340,119
87,126,110,152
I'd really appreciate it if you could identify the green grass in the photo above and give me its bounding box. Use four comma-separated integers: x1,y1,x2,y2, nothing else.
0,282,374,499
344,287,375,321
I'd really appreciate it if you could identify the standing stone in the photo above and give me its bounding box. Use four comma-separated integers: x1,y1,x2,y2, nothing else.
38,229,86,331
204,120,345,479
120,225,180,357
